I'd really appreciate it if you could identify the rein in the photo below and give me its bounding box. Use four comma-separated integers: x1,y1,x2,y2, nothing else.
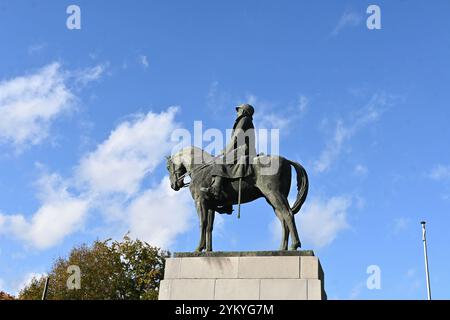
170,145,246,189
174,153,223,188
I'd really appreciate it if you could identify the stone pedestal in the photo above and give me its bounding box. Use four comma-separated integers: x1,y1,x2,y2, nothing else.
158,251,326,300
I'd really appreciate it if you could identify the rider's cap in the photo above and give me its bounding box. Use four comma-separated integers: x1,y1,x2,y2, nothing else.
235,104,255,117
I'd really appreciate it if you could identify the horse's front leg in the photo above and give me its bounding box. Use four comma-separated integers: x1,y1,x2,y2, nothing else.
206,208,215,252
194,197,207,252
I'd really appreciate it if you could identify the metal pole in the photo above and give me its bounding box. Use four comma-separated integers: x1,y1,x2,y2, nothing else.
41,276,50,300
421,221,431,300
237,178,242,219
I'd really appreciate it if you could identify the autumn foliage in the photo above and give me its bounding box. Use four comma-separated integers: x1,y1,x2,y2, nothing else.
19,236,169,300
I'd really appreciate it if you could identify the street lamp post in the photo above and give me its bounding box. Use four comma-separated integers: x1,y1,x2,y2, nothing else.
421,221,431,300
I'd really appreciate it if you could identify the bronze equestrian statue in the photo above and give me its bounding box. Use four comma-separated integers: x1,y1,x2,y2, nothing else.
166,104,308,252
203,103,256,215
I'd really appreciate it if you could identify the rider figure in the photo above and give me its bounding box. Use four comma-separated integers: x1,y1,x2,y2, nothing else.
206,104,256,210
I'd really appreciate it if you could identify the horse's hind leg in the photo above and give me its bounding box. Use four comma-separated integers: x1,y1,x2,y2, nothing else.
265,194,289,250
281,196,301,250
265,192,301,251
206,209,215,252
194,198,207,252
279,218,289,251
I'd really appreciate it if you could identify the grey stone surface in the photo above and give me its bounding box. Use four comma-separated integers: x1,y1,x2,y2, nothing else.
260,279,308,300
238,256,300,279
215,279,260,300
163,257,181,279
179,257,239,279
166,279,216,300
174,250,314,258
158,280,171,300
307,279,324,300
300,256,324,279
159,252,326,300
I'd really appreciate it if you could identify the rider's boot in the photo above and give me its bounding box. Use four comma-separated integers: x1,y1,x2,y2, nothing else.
210,177,233,214
200,177,232,214
205,176,226,203
209,176,223,199
215,205,233,215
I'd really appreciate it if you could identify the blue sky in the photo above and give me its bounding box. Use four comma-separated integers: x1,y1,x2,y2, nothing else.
1,0,450,299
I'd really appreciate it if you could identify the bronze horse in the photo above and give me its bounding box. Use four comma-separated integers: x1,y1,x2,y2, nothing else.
166,146,308,252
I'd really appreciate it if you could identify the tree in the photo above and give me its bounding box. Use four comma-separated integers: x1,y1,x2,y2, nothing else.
0,291,15,300
19,235,169,300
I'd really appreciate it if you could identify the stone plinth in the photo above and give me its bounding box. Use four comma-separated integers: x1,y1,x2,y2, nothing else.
158,251,326,300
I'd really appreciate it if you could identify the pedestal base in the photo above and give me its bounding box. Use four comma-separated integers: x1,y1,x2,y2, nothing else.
159,251,326,300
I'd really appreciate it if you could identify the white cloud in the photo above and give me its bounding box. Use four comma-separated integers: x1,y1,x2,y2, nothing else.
313,120,348,173
270,196,351,248
259,113,291,130
247,94,280,129
213,214,226,238
432,161,450,198
0,63,74,148
399,268,422,295
1,271,48,297
313,94,389,173
331,10,363,36
139,55,149,69
126,176,194,248
0,214,5,230
392,217,410,234
73,64,107,86
355,196,366,210
298,197,351,248
349,281,366,300
0,173,89,249
269,217,282,245
0,62,106,150
428,165,450,181
205,81,232,114
28,43,46,55
86,108,193,248
77,107,179,195
354,164,368,177
0,107,189,250
205,86,308,130
406,268,416,278
206,81,219,108
248,94,308,131
14,272,46,296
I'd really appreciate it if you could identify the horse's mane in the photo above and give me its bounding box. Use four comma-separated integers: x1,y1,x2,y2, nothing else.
173,146,214,169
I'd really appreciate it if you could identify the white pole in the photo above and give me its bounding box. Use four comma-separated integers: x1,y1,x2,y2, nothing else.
421,221,431,300
41,276,50,300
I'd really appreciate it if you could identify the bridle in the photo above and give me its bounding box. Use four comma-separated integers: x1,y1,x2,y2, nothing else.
167,145,246,189
169,155,218,188
167,156,189,188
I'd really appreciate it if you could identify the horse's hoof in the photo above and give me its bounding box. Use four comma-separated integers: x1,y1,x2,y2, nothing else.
290,242,301,250
195,247,205,252
216,205,233,215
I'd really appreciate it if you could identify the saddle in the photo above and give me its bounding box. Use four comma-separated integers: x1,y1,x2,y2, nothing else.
200,154,265,215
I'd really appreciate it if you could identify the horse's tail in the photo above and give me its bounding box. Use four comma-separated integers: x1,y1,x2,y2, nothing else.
288,160,309,215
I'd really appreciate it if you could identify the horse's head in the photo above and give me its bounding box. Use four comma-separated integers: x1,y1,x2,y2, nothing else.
166,154,186,191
